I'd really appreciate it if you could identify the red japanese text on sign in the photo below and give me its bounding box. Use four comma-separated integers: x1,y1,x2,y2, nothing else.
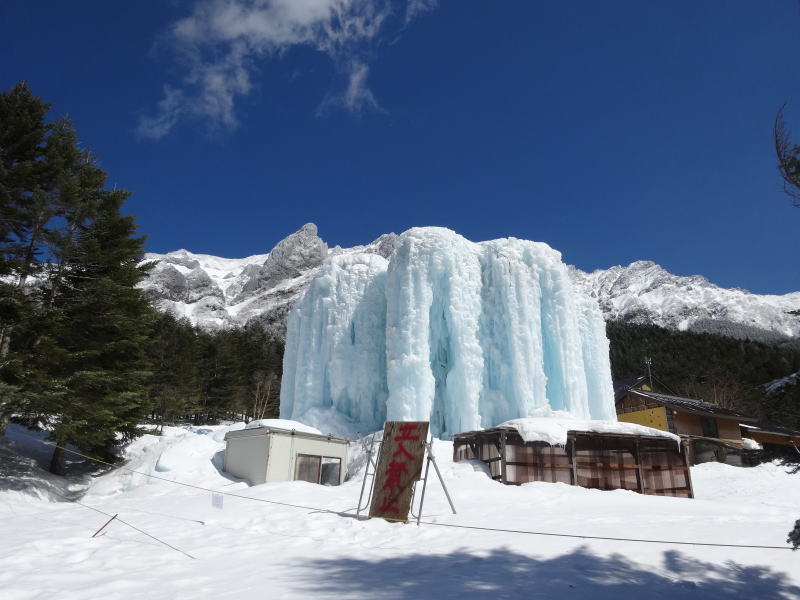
369,421,429,521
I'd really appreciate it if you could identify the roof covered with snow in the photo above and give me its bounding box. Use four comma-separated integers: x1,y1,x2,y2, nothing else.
243,419,323,435
740,422,800,438
455,412,681,447
227,419,350,443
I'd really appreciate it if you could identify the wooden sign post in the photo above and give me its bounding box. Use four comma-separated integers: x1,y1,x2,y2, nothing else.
368,421,429,522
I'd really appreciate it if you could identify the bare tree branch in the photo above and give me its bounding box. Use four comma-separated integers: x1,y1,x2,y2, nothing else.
774,103,800,207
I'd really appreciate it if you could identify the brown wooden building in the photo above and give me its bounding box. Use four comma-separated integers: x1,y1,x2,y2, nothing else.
453,426,693,498
614,376,756,466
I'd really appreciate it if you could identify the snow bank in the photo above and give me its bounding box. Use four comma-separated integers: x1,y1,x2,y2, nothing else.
281,227,616,438
85,425,237,499
499,409,681,446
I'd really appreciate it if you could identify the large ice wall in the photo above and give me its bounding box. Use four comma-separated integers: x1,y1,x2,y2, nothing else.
280,253,390,434
280,227,616,437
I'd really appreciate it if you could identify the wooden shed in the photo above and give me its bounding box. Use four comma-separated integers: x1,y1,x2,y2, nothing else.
223,425,349,486
453,426,693,498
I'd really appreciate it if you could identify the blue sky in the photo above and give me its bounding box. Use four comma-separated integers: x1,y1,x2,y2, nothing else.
1,1,798,294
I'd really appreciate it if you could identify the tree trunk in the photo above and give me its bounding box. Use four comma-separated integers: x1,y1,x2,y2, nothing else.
0,326,11,360
49,444,66,475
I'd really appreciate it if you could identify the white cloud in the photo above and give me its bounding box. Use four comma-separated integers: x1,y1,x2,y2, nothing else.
137,85,185,140
404,0,437,24
139,0,433,139
316,59,383,116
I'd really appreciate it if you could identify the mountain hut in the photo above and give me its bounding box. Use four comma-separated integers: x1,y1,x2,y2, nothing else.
453,423,693,498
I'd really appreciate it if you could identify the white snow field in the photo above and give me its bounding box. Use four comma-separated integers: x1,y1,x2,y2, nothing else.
281,228,616,438
2,423,799,600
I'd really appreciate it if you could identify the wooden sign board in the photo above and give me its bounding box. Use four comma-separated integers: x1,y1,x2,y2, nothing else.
368,421,429,522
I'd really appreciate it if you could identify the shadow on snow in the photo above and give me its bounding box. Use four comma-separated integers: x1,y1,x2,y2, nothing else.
301,546,799,600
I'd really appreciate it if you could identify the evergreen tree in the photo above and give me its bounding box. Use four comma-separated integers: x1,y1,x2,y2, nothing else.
148,313,201,429
0,82,155,471
40,198,154,473
0,82,53,435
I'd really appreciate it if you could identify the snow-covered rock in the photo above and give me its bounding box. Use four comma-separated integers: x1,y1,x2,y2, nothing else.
237,223,328,298
141,224,401,338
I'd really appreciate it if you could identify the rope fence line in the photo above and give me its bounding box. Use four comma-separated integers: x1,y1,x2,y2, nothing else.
43,484,196,559
8,431,796,552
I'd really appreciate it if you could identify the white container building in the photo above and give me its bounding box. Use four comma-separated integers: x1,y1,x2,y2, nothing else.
223,425,349,486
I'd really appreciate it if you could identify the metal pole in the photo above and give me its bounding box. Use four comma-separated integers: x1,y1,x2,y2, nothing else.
356,433,377,519
427,440,456,515
91,513,118,538
500,430,507,484
416,445,433,526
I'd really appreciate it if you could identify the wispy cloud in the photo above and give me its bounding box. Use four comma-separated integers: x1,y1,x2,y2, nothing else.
316,60,383,116
138,0,434,139
404,0,437,24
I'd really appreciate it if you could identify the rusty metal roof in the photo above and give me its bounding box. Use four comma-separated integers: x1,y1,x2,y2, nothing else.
628,389,755,421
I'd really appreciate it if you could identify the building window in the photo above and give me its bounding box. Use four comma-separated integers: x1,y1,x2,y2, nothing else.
294,454,342,486
701,417,719,438
320,457,341,486
665,410,676,434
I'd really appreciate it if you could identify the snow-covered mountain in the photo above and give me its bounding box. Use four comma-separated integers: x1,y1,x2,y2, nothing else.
141,223,398,337
141,224,800,343
570,261,800,343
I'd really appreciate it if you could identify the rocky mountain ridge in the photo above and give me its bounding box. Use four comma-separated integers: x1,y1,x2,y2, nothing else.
140,224,800,343
141,224,398,337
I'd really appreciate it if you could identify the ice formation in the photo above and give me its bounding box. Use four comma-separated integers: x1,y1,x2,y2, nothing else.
280,227,616,437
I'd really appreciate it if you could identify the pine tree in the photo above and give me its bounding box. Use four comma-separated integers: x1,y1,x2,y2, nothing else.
0,82,52,434
148,313,201,429
0,82,155,471
43,198,155,473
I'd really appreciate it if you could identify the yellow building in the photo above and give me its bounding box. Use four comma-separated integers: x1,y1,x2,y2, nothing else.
614,376,756,466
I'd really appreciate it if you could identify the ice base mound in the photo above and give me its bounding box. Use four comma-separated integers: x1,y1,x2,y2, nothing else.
281,227,616,437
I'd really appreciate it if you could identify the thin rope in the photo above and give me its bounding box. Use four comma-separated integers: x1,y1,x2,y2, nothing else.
43,484,195,559
408,520,794,550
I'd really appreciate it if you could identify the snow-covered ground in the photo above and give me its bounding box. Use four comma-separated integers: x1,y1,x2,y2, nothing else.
1,423,799,599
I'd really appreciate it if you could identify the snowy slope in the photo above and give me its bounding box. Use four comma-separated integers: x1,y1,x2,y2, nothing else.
141,225,800,342
2,424,799,599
